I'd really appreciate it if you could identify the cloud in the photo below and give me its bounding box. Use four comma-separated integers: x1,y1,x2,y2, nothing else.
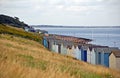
0,0,120,25
65,6,90,12
1,0,119,12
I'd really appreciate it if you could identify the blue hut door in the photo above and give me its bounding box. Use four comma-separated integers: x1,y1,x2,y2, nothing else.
81,50,87,62
43,38,48,48
104,53,109,67
84,50,87,62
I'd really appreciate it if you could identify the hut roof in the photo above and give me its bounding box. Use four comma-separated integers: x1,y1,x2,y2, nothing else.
81,44,91,50
78,45,82,49
45,36,75,47
93,47,119,53
48,34,92,43
86,44,107,51
111,50,120,57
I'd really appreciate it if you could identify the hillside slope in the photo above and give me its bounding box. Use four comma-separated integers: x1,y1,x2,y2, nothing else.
0,25,120,78
0,24,42,44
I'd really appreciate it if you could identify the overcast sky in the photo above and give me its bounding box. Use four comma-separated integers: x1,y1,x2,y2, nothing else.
0,0,120,26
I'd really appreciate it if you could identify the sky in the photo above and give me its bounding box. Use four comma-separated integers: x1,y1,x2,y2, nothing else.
0,0,120,26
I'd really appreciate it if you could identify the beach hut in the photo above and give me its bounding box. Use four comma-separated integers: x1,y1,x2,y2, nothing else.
90,47,96,65
100,48,110,67
74,45,81,60
87,46,92,63
91,47,109,66
50,40,58,52
56,40,63,53
61,43,67,55
81,45,88,62
94,47,118,67
58,39,67,54
102,47,119,67
77,45,82,60
54,44,58,53
64,42,73,57
95,48,104,65
48,40,54,51
43,36,55,50
51,40,59,53
55,40,64,54
58,44,61,54
72,45,76,58
89,46,109,65
51,41,55,52
43,37,49,48
67,45,73,57
109,50,120,70
43,36,54,49
58,40,68,55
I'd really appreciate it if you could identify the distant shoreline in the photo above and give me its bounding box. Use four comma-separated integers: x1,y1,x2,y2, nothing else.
31,25,120,28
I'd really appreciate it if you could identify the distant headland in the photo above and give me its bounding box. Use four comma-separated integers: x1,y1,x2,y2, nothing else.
31,25,120,28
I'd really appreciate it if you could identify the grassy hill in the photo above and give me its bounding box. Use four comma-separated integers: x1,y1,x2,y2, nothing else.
0,24,120,78
0,24,42,44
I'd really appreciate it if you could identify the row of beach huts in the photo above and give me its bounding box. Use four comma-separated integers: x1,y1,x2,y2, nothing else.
43,34,120,70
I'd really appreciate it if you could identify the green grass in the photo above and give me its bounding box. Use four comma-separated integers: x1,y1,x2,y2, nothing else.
17,54,34,61
0,24,43,44
17,54,48,70
21,60,48,70
5,43,13,47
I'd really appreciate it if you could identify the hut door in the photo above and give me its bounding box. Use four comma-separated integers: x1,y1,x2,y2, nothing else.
58,44,61,54
48,41,50,49
98,52,101,64
84,50,87,62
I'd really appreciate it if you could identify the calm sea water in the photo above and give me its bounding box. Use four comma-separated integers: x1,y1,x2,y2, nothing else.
34,27,120,49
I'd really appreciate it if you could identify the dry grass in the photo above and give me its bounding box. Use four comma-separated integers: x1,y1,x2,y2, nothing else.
0,34,120,78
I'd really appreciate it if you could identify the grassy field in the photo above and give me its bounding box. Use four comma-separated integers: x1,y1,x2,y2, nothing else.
0,24,43,44
0,24,120,78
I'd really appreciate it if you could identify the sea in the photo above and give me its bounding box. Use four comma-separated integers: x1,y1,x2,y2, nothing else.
33,27,120,49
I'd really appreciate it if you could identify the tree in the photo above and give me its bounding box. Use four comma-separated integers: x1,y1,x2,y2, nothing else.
14,17,19,21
